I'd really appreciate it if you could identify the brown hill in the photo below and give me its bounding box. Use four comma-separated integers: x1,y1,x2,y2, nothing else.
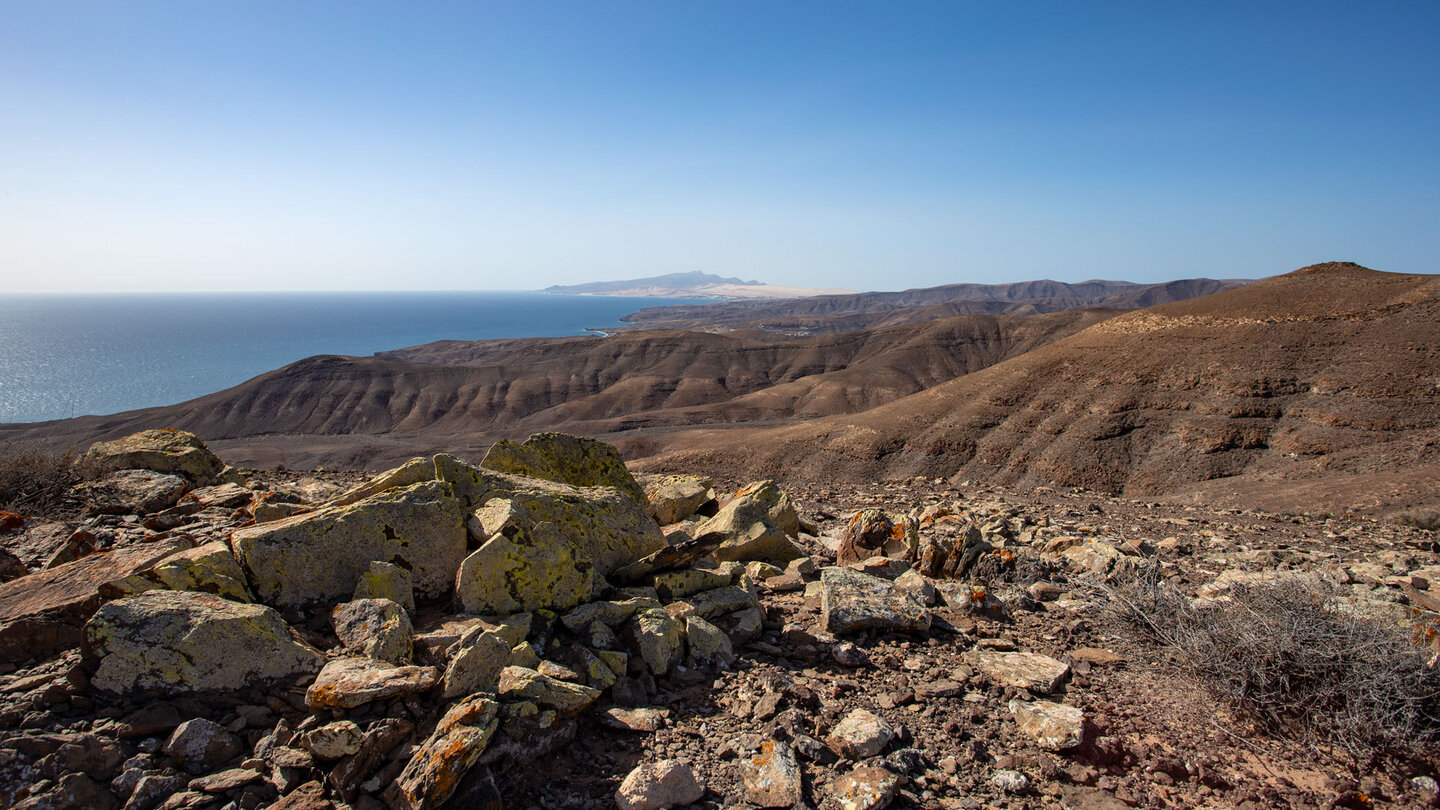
633,263,1440,513
618,277,1252,333
0,310,1113,468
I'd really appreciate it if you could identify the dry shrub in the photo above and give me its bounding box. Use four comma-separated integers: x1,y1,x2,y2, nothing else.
0,443,90,518
1392,509,1440,532
1108,565,1440,758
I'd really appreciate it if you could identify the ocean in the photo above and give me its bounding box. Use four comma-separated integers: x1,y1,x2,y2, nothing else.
0,292,710,425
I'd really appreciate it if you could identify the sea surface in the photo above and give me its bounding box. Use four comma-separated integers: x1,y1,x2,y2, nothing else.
0,292,710,424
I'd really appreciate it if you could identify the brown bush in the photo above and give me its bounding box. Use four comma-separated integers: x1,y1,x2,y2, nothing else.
1393,509,1440,532
0,443,91,519
1107,565,1440,758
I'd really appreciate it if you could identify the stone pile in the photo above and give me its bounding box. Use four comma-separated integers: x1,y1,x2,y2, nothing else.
3,430,1439,809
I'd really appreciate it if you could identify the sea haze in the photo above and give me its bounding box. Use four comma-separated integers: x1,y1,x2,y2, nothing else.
0,291,711,424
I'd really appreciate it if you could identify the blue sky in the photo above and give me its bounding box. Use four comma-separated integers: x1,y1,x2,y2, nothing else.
1,1,1436,292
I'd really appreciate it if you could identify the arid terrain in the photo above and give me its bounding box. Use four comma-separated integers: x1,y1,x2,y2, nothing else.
2,262,1434,520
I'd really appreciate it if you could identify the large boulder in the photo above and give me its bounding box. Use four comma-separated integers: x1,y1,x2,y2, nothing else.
701,485,805,565
332,598,413,664
0,538,191,662
820,567,931,635
837,508,919,567
327,456,435,508
75,470,190,515
466,473,665,576
84,429,226,486
642,475,715,525
231,480,467,609
455,521,602,616
480,432,648,506
83,590,324,695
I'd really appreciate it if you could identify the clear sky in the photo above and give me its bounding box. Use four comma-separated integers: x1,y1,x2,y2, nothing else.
2,1,1437,292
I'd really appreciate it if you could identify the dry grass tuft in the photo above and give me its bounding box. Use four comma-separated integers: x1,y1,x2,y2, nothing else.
0,443,91,518
1392,509,1440,532
1107,564,1440,758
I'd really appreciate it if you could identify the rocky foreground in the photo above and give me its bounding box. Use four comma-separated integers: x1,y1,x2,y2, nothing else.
1,430,1438,810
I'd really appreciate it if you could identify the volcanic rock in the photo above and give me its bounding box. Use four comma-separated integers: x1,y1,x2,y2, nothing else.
820,567,931,635
84,429,226,486
83,590,324,695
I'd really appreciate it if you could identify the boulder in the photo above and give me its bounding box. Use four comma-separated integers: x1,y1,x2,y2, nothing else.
231,479,467,609
84,590,324,695
826,709,896,760
302,720,364,760
916,524,990,579
627,608,684,676
702,487,805,564
820,568,931,635
353,560,415,614
455,521,602,615
496,665,600,715
643,475,715,525
465,473,665,576
102,541,253,602
480,432,648,506
76,470,190,515
685,616,736,669
837,508,918,566
1008,699,1086,751
0,538,190,661
610,531,729,584
442,625,512,698
965,651,1070,694
164,718,242,774
561,596,660,631
84,429,226,486
616,759,707,810
305,657,440,709
741,740,803,807
650,566,733,601
327,456,435,507
392,696,500,810
332,598,413,664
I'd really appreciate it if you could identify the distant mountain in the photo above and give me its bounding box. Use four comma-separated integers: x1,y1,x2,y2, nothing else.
619,277,1255,333
542,271,853,300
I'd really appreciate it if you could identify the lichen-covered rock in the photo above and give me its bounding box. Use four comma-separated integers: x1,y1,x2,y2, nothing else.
353,560,415,614
686,583,762,619
393,695,499,810
496,665,600,715
305,657,440,709
84,590,323,695
455,521,602,615
820,568,931,635
965,651,1070,694
652,567,733,601
702,486,805,564
827,766,900,810
84,429,226,486
303,720,365,761
332,598,413,664
76,470,190,515
443,625,512,698
0,537,191,662
826,709,896,760
480,432,648,506
643,475,715,525
465,473,666,576
685,616,735,669
103,541,253,602
627,608,684,677
1008,699,1086,750
231,480,466,609
837,508,919,566
560,595,661,631
179,482,252,510
741,740,803,807
327,456,436,507
616,759,707,810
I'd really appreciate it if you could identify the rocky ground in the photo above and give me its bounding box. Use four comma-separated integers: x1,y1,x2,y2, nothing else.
2,431,1438,810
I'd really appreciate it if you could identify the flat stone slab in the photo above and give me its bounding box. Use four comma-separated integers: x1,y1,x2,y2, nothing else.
820,567,931,635
305,657,440,709
0,538,190,661
966,651,1070,694
1009,699,1086,750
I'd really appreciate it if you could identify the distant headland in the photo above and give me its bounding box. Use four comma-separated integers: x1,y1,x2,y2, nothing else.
541,271,855,300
